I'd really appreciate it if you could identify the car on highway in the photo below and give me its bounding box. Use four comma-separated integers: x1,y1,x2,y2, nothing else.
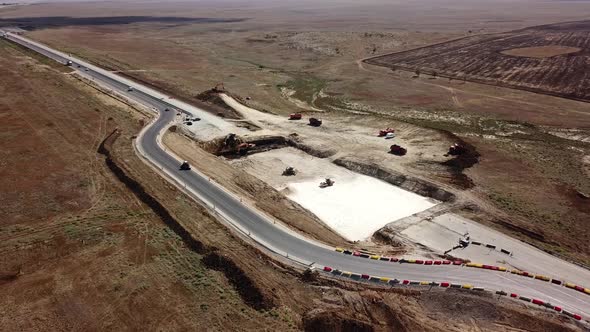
127,86,134,92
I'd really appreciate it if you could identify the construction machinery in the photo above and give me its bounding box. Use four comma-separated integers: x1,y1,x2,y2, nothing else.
180,161,191,170
378,128,395,137
309,118,322,127
282,166,297,176
237,142,255,155
448,143,466,156
390,144,407,156
289,113,302,120
319,178,334,188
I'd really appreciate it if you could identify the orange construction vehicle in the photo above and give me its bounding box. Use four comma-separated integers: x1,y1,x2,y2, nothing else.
378,128,395,137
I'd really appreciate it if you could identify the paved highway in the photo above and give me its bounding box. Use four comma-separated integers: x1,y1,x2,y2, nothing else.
4,31,588,320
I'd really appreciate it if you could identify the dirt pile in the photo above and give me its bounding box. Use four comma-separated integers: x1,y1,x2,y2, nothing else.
195,87,242,119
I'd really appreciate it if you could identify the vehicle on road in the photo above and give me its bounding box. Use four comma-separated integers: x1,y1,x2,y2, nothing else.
127,86,134,92
180,161,191,170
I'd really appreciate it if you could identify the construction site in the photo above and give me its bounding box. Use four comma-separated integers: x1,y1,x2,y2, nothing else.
2,0,590,331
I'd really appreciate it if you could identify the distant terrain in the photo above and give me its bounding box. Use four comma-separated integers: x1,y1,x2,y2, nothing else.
366,20,590,102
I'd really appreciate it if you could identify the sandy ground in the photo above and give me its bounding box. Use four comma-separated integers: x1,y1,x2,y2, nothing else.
231,147,437,241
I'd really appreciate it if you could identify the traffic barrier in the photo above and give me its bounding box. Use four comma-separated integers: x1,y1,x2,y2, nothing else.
402,280,410,285
343,250,353,255
574,285,585,292
425,260,433,265
473,287,485,291
472,241,482,245
544,303,555,310
351,273,361,279
407,259,416,264
450,283,461,288
342,271,352,277
486,244,496,249
353,252,361,257
434,260,442,265
510,293,518,298
498,267,507,272
519,296,531,302
563,310,573,317
500,249,511,255
331,269,342,276
573,314,582,321
534,275,550,282
440,282,450,288
335,247,344,253
391,258,399,262
379,257,390,262
410,281,420,285
360,253,370,258
323,266,333,272
532,299,544,305
554,306,562,312
370,255,380,260
399,258,408,263
430,282,440,287
419,281,430,286
442,260,451,265
585,288,590,295
369,276,381,282
462,284,473,289
415,260,424,264
361,274,370,279
565,282,576,289
496,290,507,296
452,261,463,265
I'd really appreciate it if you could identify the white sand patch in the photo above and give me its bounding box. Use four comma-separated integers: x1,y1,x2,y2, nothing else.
287,175,438,241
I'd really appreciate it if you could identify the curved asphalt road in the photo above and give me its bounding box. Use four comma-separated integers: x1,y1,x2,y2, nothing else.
4,32,588,320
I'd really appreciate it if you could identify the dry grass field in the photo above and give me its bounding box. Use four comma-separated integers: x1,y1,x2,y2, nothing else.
2,1,590,330
1,25,580,332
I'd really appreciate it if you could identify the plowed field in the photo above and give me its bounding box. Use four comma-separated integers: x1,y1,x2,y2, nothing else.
366,20,590,102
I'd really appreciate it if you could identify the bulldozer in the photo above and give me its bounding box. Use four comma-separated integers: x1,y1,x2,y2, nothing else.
319,178,334,188
282,166,297,176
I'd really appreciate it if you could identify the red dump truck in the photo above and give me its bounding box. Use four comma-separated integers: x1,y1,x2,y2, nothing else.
289,113,302,120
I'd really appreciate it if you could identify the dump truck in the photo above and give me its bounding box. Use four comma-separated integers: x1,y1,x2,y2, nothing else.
390,145,407,156
180,161,191,170
319,178,334,188
309,118,322,127
378,128,395,137
289,113,302,120
282,166,297,176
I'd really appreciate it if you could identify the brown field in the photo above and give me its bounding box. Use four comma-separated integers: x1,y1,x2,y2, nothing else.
2,1,590,330
366,20,590,102
501,45,581,58
1,26,582,332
